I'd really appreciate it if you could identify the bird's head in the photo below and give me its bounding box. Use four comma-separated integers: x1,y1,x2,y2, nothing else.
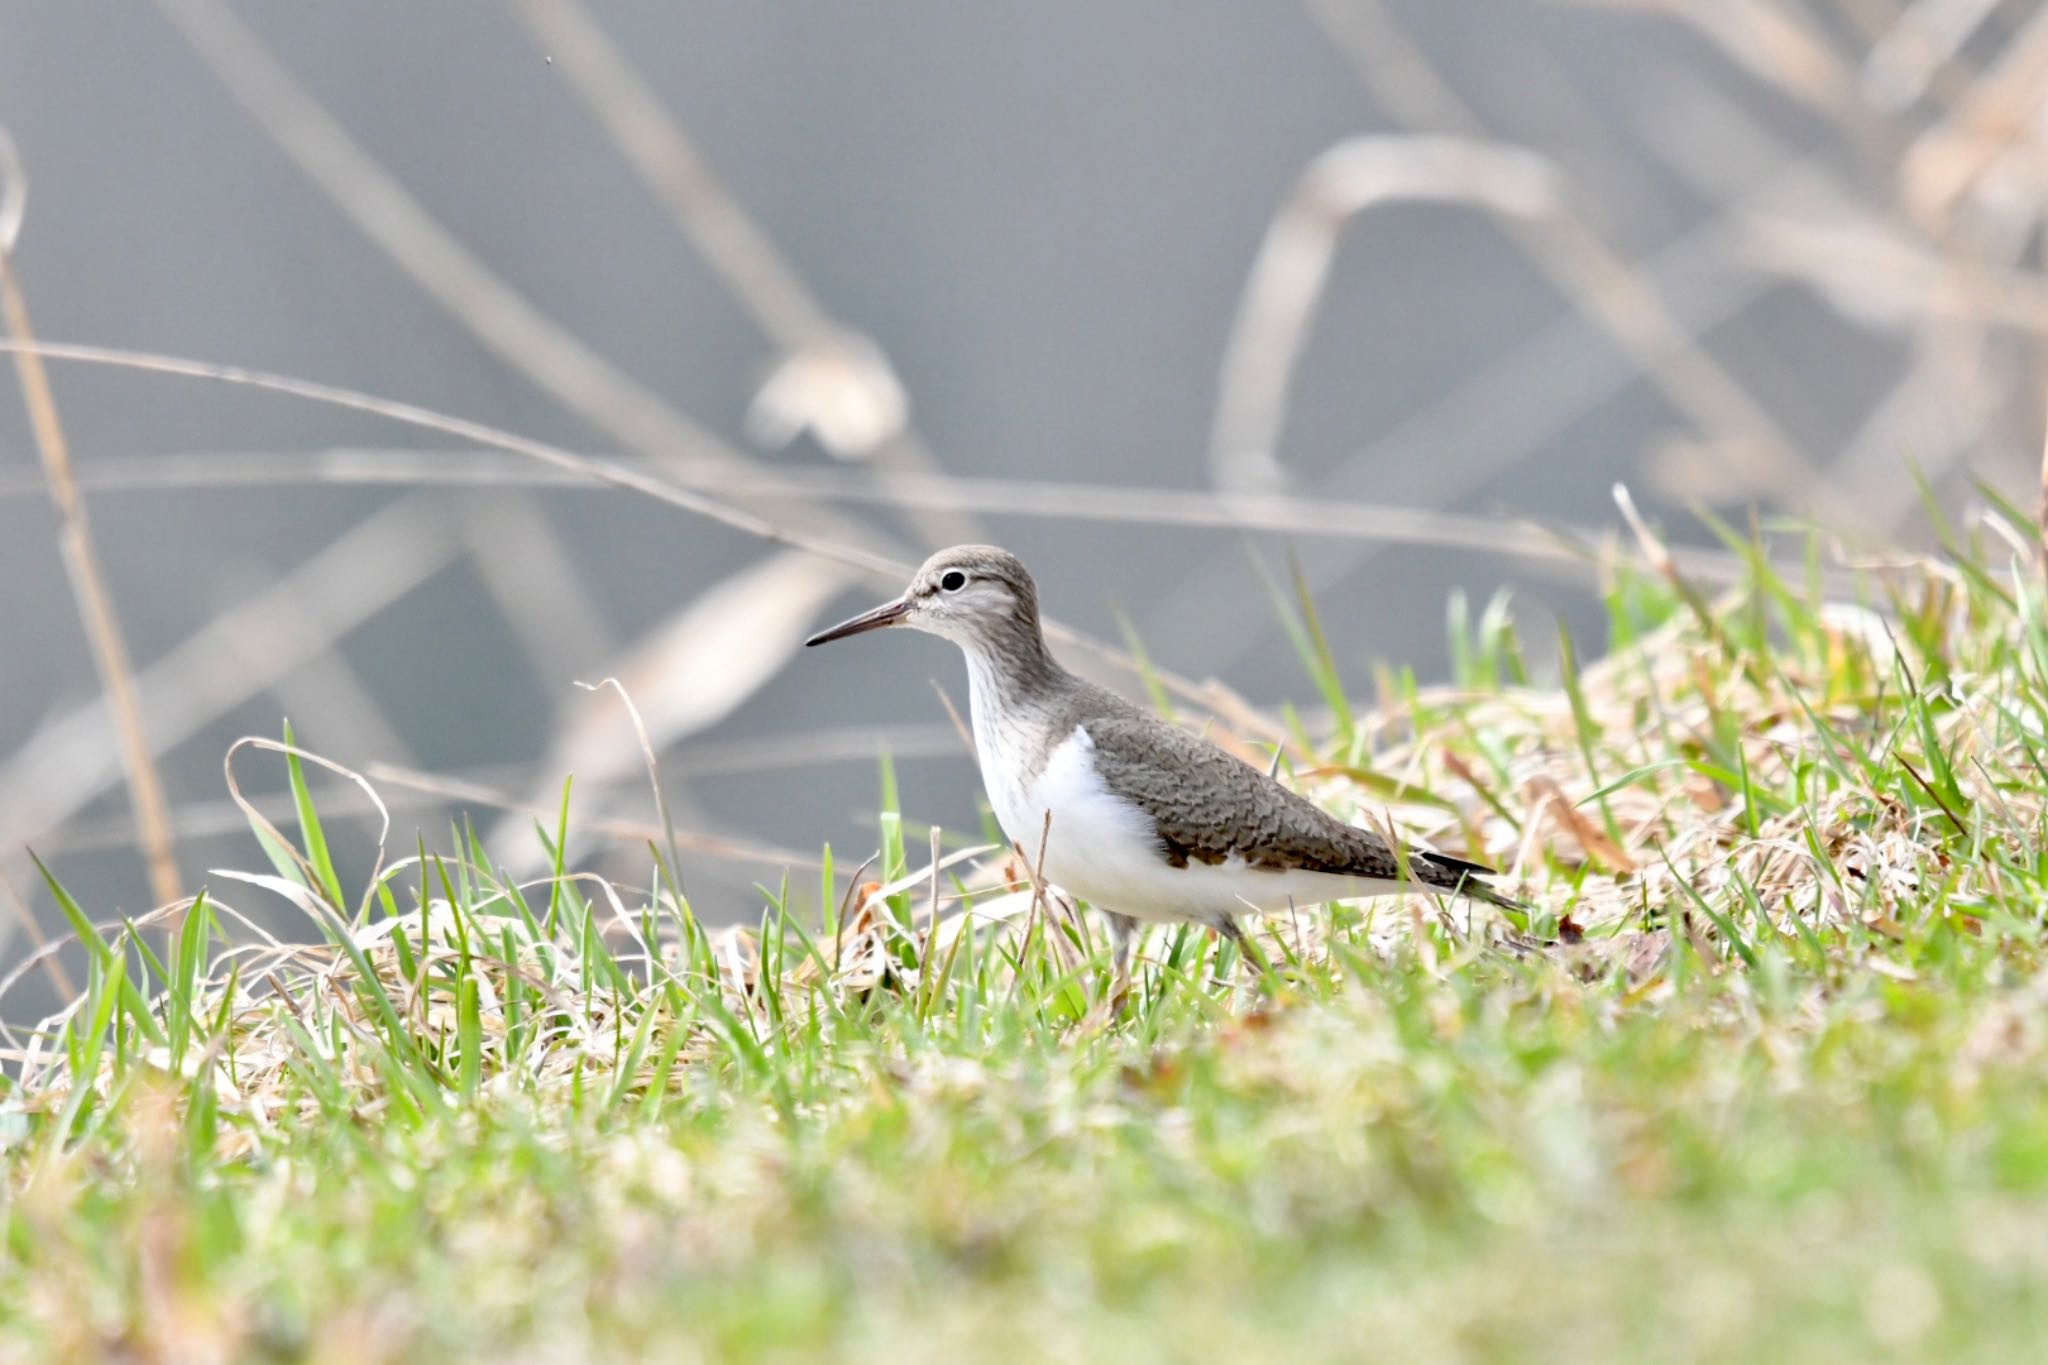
805,544,1040,650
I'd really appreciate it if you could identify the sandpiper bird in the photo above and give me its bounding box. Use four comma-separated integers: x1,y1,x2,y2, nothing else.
806,545,1513,980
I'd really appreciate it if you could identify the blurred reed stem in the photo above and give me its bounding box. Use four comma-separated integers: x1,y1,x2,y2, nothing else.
0,247,182,908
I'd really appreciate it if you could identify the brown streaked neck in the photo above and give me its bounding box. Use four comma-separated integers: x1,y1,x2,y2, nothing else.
958,605,1070,716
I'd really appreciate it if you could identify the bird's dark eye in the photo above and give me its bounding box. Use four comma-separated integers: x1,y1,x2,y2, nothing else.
939,570,968,592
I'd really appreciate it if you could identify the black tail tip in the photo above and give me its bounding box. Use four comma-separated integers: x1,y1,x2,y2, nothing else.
1418,849,1497,880
1418,850,1525,912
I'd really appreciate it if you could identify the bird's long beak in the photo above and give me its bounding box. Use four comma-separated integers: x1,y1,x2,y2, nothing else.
805,595,911,646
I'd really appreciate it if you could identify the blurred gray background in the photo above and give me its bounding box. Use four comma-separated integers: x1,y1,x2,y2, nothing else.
2,0,2042,996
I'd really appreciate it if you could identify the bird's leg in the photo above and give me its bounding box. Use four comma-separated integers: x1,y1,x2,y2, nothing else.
1079,911,1139,1033
1105,912,1138,983
1104,911,1139,1007
1207,913,1277,988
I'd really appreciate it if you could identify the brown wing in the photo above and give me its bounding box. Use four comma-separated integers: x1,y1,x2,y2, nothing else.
1080,712,1491,893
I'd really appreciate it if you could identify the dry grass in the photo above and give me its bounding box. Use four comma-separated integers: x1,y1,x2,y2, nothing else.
3,512,2047,1356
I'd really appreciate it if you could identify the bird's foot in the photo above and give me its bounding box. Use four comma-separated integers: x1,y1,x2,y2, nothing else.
1208,914,1281,995
1076,967,1132,1034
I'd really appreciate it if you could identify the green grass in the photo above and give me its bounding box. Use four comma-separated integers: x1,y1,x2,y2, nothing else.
8,514,2048,1361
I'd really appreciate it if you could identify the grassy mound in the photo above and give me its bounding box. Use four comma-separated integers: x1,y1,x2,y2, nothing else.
7,509,2048,1361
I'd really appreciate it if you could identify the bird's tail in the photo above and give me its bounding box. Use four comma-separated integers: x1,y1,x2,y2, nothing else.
1415,850,1526,912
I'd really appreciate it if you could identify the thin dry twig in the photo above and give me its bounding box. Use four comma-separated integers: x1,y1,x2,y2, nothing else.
928,680,977,756
576,678,691,901
0,866,74,1000
0,150,180,908
0,446,1872,598
1005,811,1058,1007
0,338,1257,729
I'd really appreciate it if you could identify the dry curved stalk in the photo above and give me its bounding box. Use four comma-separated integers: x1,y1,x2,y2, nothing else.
1210,134,1559,491
1301,0,1850,522
220,735,392,922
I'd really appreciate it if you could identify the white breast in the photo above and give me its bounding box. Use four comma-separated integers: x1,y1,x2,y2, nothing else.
977,720,1161,904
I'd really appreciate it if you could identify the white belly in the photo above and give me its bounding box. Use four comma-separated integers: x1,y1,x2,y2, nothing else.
980,723,1406,922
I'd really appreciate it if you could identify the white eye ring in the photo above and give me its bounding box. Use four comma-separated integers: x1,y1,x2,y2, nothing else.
939,570,968,592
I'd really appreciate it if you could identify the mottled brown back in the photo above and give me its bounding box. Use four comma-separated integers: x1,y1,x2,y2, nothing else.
1061,689,1500,897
